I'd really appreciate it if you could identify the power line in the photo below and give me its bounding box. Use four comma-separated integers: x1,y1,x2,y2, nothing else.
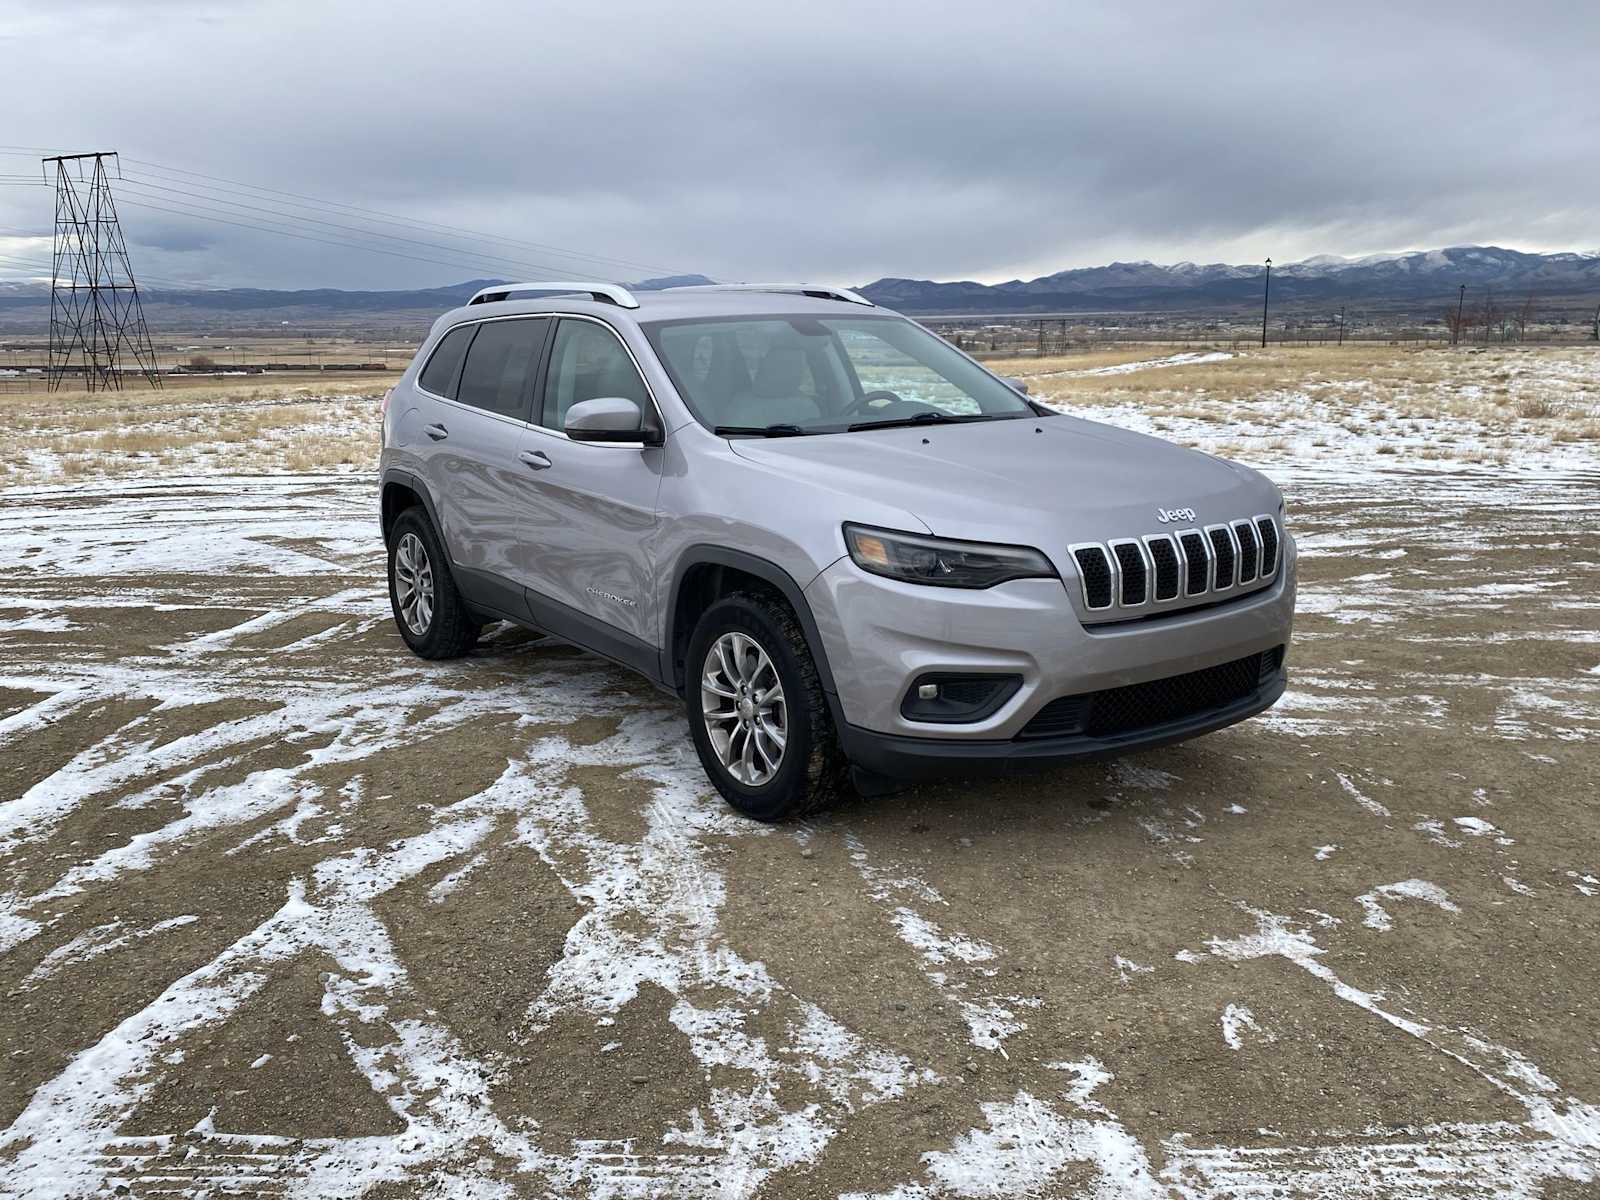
114,195,597,280
11,183,625,285
119,155,686,278
118,171,662,278
0,251,220,293
8,148,692,287
111,176,616,280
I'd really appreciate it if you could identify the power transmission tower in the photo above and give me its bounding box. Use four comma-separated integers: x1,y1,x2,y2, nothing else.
44,152,162,392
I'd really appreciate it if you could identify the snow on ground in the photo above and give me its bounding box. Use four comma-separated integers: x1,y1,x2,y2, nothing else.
1032,351,1236,379
1,348,1598,1197
1034,345,1599,477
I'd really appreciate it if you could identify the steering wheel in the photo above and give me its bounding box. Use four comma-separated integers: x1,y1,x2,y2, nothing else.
842,389,907,417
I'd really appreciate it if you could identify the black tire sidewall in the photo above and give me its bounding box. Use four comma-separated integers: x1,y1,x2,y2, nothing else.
387,508,465,658
686,597,820,821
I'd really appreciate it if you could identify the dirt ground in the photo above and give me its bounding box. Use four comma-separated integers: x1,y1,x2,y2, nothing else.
1,355,1598,1197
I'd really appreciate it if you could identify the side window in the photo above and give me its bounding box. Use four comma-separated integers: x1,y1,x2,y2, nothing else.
541,319,651,430
417,324,475,398
456,317,548,419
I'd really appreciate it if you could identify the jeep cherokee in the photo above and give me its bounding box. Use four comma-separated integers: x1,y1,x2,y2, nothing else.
379,282,1295,820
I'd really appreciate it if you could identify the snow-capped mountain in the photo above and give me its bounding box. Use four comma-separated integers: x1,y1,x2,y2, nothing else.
858,246,1600,313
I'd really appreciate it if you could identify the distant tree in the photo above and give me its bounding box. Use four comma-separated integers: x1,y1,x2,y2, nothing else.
188,353,215,371
1443,304,1473,344
1515,293,1535,342
1480,288,1500,343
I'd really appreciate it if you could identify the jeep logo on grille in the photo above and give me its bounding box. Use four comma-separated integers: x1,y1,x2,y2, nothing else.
1156,506,1196,524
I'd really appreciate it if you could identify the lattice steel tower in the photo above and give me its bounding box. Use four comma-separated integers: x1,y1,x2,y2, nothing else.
44,152,162,392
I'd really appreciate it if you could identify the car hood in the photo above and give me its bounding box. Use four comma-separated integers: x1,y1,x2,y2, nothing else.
727,415,1280,551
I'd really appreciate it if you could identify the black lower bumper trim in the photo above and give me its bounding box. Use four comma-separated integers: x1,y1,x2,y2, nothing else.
836,669,1287,782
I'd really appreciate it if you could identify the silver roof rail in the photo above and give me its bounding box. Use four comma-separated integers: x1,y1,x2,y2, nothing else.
467,281,639,309
663,282,875,307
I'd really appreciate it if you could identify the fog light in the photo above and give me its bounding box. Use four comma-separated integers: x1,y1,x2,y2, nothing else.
900,673,1023,724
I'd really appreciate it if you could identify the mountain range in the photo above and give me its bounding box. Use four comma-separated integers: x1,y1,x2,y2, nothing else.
2,249,1597,328
854,246,1600,314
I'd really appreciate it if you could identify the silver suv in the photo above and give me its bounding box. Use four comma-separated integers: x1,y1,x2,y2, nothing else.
379,282,1295,820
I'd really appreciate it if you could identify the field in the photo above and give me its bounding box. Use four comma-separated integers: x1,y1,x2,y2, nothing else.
0,345,1597,1198
0,379,390,486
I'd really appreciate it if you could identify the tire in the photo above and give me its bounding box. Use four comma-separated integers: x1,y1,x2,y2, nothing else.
685,590,850,821
386,506,480,660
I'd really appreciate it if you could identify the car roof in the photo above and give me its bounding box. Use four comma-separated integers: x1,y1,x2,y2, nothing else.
428,287,903,336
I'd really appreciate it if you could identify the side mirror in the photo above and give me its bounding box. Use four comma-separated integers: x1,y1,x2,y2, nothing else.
1005,377,1030,395
564,396,656,444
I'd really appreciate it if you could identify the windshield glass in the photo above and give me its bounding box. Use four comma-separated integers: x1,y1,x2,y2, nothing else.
643,315,1034,434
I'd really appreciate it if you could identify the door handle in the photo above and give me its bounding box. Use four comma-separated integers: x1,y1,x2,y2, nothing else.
519,450,553,471
424,423,449,441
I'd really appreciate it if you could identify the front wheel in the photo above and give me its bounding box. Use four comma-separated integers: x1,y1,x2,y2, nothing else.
686,591,849,821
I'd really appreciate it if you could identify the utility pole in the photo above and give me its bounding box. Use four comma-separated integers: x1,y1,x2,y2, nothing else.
1260,258,1272,349
1337,304,1346,347
43,151,162,392
1453,284,1466,346
1593,302,1599,341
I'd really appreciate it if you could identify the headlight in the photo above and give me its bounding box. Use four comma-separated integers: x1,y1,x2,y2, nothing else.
843,524,1058,589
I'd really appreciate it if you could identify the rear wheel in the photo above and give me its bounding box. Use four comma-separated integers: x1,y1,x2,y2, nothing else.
387,507,480,659
686,591,849,821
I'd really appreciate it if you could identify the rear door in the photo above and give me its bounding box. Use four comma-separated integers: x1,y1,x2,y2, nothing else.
421,315,551,610
515,316,665,649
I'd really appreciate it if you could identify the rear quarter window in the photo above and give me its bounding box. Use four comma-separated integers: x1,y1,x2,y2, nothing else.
417,324,475,398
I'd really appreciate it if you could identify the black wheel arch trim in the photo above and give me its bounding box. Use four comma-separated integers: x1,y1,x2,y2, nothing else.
380,467,444,547
663,545,840,701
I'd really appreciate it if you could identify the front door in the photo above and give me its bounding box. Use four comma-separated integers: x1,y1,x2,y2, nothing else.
510,316,664,651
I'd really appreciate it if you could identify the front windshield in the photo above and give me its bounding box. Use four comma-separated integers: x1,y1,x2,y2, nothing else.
643,314,1034,434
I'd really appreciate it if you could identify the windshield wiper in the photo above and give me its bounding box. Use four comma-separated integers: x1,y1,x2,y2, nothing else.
713,423,813,438
846,411,999,433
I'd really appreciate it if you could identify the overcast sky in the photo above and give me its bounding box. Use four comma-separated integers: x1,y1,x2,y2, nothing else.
2,0,1596,291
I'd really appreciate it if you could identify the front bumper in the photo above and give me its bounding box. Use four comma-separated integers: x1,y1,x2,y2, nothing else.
837,661,1286,780
803,532,1296,746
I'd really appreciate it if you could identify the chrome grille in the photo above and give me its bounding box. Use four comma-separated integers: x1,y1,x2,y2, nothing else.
1071,545,1114,610
1145,534,1181,601
1110,541,1147,606
1068,516,1282,620
1256,516,1279,576
1206,525,1237,591
1178,530,1209,595
1233,520,1259,584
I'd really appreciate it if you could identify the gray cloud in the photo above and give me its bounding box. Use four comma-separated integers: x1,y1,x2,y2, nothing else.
132,225,215,253
2,0,1596,290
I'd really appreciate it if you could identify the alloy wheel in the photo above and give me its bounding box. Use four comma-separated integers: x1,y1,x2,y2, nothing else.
394,531,435,635
700,631,787,785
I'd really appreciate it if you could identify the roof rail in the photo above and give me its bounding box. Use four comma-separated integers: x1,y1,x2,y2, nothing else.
662,283,875,307
467,281,639,309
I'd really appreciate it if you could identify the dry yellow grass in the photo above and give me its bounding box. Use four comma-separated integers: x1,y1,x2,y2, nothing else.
2,344,1595,487
0,379,389,487
1030,344,1595,416
1021,343,1598,469
1002,346,1194,376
